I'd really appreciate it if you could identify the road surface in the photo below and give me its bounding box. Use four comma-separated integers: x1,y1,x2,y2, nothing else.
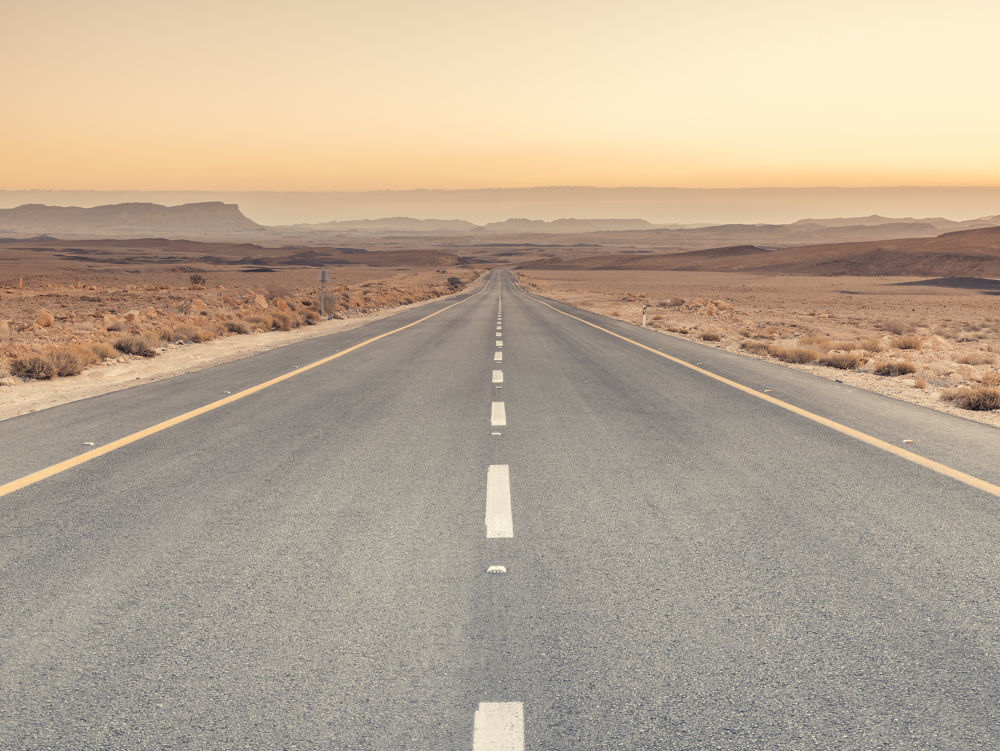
2,270,1000,749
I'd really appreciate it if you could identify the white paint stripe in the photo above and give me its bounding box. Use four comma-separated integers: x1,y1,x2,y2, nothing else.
496,340,503,347
494,351,502,362
485,465,513,538
492,369,503,383
474,702,524,751
491,401,506,426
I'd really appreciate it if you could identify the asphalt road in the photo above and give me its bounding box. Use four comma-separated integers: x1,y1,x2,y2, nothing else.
2,269,1000,749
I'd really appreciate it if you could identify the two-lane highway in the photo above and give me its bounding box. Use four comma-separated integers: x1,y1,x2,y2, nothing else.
3,270,1000,749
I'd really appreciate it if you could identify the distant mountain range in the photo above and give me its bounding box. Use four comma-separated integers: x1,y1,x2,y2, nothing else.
0,203,998,249
0,202,260,238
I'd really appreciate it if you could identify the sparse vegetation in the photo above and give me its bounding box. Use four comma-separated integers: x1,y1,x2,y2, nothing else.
10,356,56,380
172,325,215,343
873,361,916,377
90,341,117,360
45,348,87,376
189,273,206,286
741,340,771,355
700,331,722,342
858,337,883,352
889,335,922,350
225,320,251,334
113,335,158,357
942,386,1000,411
270,311,294,331
767,345,820,364
818,352,864,370
957,352,994,365
981,372,1000,387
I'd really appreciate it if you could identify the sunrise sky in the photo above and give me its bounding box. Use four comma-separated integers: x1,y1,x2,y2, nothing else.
3,0,999,192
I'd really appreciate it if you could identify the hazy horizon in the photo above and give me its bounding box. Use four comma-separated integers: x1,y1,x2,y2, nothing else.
3,186,1000,227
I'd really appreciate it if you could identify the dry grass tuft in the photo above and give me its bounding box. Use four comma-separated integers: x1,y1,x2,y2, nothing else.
858,337,884,352
106,320,126,332
818,352,864,370
873,361,916,377
172,325,215,343
942,386,1000,411
799,334,832,348
767,345,820,364
980,372,1000,387
881,319,913,335
957,352,995,366
10,356,57,380
44,348,87,376
269,311,295,331
912,376,927,389
700,331,722,342
889,335,923,350
90,341,117,360
301,310,320,325
113,335,158,357
741,340,771,355
225,320,251,334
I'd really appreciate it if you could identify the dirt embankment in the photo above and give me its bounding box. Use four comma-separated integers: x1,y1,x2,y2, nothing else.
517,269,1000,429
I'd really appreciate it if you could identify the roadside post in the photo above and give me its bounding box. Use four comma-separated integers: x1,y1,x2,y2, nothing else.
642,304,647,327
319,268,328,318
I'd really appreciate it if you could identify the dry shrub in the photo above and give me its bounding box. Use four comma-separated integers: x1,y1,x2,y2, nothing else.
768,345,820,364
701,331,722,342
90,341,117,360
301,310,320,325
106,320,126,332
10,356,56,380
155,328,175,342
799,334,832,348
829,340,859,351
873,361,916,377
859,337,884,352
173,325,215,343
980,372,1000,387
737,328,753,337
225,320,251,334
912,376,927,389
270,311,294,331
957,352,995,366
666,325,688,334
113,335,158,357
881,319,912,335
741,340,771,355
245,313,273,330
45,348,86,376
889,335,923,350
818,352,864,370
942,386,1000,411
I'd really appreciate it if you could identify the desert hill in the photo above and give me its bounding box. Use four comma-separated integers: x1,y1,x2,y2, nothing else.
520,226,1000,277
0,202,261,238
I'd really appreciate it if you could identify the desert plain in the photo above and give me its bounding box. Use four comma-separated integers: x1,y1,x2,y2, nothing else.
2,215,1000,428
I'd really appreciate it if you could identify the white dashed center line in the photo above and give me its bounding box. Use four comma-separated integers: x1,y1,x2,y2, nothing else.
492,370,503,384
485,465,513,538
474,702,524,750
496,340,503,347
494,351,502,362
491,402,506,426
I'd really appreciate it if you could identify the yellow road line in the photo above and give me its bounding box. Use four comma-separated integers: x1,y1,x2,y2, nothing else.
0,285,485,499
526,291,1000,500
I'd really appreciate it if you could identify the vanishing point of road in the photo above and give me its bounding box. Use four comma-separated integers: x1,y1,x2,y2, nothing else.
2,270,1000,749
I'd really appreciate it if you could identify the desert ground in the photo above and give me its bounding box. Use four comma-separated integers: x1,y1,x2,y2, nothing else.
517,269,1000,428
3,226,1000,426
0,238,477,414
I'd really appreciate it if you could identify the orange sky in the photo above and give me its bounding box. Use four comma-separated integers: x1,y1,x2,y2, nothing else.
2,0,999,191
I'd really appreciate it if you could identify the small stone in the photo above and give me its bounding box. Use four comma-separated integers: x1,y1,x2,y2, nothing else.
902,439,914,444
487,565,507,575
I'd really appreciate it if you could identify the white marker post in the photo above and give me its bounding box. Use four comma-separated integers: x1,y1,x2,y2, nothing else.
642,303,647,328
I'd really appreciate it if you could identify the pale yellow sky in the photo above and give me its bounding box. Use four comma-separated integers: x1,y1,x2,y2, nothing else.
2,0,998,190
